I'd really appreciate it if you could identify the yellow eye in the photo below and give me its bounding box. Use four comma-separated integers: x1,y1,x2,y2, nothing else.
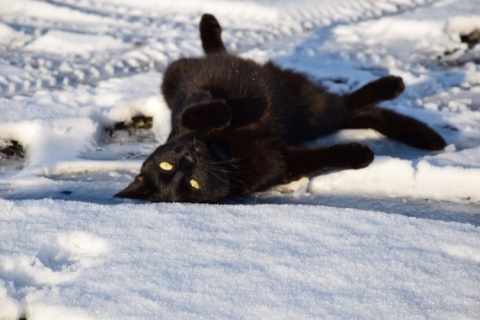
189,179,200,190
159,161,173,171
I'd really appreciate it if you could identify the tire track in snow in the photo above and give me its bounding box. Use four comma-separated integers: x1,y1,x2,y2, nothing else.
0,0,440,97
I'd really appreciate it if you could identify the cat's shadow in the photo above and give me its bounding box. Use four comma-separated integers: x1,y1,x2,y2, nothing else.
228,193,480,227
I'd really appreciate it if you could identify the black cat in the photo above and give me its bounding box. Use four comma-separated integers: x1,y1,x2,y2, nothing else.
115,14,446,203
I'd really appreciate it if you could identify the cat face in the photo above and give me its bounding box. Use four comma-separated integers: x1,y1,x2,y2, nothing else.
115,137,232,203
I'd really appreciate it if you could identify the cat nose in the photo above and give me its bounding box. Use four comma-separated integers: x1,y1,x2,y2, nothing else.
184,153,195,163
180,153,196,168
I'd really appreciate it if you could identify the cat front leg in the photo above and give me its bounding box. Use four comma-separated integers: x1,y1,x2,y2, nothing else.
284,143,374,183
181,98,232,131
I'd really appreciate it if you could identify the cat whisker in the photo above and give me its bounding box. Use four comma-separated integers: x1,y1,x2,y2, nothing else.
204,161,247,188
210,153,251,165
208,168,245,188
209,165,256,175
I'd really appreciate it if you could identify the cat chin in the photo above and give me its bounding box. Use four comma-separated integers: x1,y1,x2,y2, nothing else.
115,137,232,203
114,173,152,201
114,171,223,203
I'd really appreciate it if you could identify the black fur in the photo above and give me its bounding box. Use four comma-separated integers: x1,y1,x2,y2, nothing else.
115,14,446,203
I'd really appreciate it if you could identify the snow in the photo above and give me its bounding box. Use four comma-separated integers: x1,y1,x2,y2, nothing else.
2,200,479,319
24,30,127,55
0,0,479,319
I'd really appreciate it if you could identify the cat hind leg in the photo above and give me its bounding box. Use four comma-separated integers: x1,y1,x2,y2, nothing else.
348,76,405,110
200,14,227,56
346,108,446,150
346,76,446,150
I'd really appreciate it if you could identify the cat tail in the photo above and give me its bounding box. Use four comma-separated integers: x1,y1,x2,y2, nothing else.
200,13,228,56
345,76,446,151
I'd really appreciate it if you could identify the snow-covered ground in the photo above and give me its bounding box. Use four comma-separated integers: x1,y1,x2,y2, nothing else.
1,0,479,319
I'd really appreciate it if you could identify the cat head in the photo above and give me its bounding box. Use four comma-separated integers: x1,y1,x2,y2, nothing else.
114,137,232,203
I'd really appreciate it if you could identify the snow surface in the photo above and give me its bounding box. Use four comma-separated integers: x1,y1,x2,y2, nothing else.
0,0,479,319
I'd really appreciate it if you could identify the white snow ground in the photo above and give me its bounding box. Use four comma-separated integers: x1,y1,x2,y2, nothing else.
0,0,479,319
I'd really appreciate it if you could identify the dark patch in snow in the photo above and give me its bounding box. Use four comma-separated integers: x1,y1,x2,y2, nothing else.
104,115,155,144
460,29,480,49
133,40,144,47
438,29,480,66
113,115,153,131
106,115,153,135
0,140,25,160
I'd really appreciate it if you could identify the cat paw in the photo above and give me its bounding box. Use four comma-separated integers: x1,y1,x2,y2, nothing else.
344,142,374,169
378,76,405,101
181,100,231,131
200,13,223,43
400,131,447,151
200,13,227,55
201,14,221,31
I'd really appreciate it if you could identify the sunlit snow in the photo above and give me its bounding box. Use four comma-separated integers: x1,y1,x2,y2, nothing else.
1,0,479,319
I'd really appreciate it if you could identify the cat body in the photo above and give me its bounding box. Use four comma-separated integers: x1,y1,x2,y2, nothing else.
115,14,446,203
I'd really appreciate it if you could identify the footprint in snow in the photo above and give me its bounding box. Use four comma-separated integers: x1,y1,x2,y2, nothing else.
0,231,109,288
37,231,110,271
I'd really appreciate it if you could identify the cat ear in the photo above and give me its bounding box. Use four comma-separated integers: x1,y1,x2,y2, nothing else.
181,99,231,131
114,173,152,200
